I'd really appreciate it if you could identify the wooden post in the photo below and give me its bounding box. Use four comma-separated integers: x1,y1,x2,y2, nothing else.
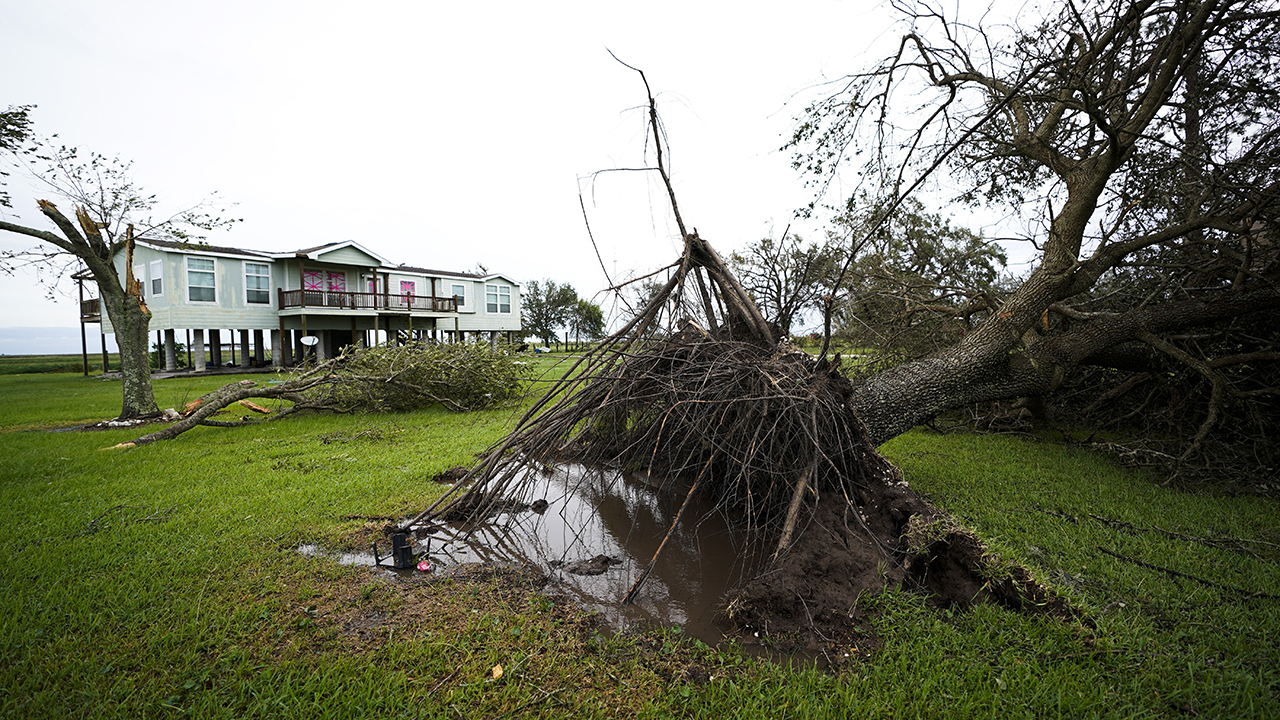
192,329,206,371
277,315,286,366
164,329,177,371
78,276,89,376
100,330,109,372
271,328,283,368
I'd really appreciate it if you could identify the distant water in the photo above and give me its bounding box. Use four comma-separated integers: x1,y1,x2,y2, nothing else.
0,327,104,356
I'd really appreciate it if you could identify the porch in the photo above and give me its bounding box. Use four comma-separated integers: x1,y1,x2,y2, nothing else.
80,297,101,322
277,288,457,313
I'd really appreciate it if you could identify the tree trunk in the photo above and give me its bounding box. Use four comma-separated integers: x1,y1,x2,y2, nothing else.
99,280,159,419
852,286,1280,447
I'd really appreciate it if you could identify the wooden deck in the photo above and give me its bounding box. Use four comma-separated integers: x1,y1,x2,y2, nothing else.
277,289,457,313
80,298,101,322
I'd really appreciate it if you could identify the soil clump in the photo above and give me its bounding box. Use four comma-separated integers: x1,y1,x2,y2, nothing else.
722,481,1070,654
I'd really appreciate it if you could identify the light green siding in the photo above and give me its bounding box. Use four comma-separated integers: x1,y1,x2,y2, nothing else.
99,242,520,338
457,279,521,332
316,247,380,266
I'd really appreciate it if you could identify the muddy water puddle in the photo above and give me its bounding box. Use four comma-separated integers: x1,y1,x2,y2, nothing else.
302,465,756,646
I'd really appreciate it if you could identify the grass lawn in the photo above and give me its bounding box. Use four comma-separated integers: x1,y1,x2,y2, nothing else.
0,353,120,376
1,366,1278,718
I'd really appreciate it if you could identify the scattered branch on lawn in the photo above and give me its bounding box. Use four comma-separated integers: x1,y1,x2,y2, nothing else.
106,343,531,449
1096,546,1280,600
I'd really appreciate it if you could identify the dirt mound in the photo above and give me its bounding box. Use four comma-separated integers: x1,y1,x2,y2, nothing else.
431,466,470,484
722,477,1070,652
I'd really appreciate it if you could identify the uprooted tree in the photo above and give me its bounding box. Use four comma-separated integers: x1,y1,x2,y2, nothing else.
790,0,1280,479
401,59,1065,646
400,0,1278,640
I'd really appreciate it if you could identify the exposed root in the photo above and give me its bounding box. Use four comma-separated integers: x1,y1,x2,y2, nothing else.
403,67,1073,636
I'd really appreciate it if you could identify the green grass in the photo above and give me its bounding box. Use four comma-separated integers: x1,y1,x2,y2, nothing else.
1,370,1278,717
0,353,121,375
0,373,255,431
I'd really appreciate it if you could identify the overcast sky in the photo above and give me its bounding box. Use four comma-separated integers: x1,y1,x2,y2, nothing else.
1,0,1017,353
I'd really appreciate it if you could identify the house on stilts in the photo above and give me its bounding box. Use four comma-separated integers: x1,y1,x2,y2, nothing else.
75,238,522,372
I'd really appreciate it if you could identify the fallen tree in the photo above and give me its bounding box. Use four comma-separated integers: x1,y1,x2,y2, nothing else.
793,0,1279,480
407,0,1280,630
111,342,531,448
403,64,1062,648
404,233,1061,642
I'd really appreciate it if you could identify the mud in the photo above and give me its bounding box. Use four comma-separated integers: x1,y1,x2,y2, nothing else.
723,478,1071,654
304,464,1068,662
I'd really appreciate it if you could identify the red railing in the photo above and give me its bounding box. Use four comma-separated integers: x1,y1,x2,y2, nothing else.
278,289,457,312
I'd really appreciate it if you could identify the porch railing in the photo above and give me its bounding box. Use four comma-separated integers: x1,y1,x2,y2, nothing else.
277,289,458,313
80,298,101,322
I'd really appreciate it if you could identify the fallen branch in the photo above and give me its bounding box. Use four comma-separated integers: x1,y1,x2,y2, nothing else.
105,343,531,448
239,399,273,414
72,504,133,537
622,453,716,605
1096,546,1280,600
105,376,325,449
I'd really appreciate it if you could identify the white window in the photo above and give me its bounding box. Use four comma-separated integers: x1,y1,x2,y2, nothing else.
486,284,511,313
245,262,271,305
452,283,466,308
186,257,216,303
149,260,163,296
133,265,145,295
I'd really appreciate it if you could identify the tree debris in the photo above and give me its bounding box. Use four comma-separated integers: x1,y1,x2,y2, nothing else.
403,62,1062,641
111,342,531,448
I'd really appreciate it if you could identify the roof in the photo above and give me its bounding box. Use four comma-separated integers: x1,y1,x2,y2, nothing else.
395,264,484,279
126,237,511,282
136,237,271,259
280,240,392,266
293,242,340,255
